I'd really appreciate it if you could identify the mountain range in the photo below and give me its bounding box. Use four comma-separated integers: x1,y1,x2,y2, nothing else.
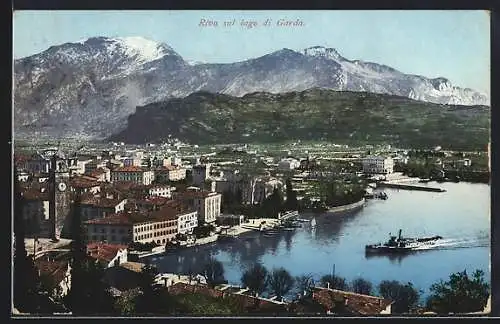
13,36,489,140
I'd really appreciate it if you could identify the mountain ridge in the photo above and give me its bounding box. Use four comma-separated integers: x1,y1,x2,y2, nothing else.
14,36,490,140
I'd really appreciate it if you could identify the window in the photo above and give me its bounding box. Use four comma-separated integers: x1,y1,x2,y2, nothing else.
111,228,116,233
92,235,97,241
111,235,116,241
101,235,106,241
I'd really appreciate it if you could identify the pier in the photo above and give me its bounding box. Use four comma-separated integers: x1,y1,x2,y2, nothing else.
377,182,446,192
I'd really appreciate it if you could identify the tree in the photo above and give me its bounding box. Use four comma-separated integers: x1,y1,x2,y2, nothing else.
320,274,348,291
241,263,268,297
284,178,298,211
262,188,284,218
13,167,42,313
378,280,420,314
426,269,490,314
295,274,316,298
267,267,295,302
350,277,373,295
64,190,115,315
202,258,226,288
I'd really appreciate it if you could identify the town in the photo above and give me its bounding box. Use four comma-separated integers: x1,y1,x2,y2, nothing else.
13,139,491,316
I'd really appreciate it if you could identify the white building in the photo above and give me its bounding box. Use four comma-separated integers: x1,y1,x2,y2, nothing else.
278,158,301,171
155,166,186,182
146,184,173,198
111,166,155,185
177,210,198,234
180,189,222,224
362,156,394,175
84,210,179,245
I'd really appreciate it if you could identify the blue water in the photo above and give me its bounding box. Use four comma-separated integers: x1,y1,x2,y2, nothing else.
149,182,490,300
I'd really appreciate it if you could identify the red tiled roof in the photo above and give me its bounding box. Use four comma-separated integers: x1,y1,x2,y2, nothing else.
89,168,108,177
111,181,140,191
312,287,393,315
86,242,127,263
113,166,147,172
71,176,100,188
136,196,170,206
84,208,181,226
81,197,124,208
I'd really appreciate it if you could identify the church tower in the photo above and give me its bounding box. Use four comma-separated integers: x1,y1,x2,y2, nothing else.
47,150,71,241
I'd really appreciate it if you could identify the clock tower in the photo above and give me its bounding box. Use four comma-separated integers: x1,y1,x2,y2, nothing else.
47,150,71,241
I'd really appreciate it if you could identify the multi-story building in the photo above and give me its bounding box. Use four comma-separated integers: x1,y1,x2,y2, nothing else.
362,156,394,175
80,197,128,221
24,153,51,174
88,167,111,182
122,156,142,167
129,184,173,199
84,159,108,174
84,209,179,245
155,165,186,182
178,189,221,225
177,209,198,234
111,166,155,185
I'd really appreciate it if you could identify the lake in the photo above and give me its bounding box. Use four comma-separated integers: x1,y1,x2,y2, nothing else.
148,181,490,301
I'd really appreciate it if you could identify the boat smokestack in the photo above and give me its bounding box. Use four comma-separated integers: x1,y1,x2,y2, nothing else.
398,229,402,240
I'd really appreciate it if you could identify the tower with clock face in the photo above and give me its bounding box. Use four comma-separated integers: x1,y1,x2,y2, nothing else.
47,151,72,241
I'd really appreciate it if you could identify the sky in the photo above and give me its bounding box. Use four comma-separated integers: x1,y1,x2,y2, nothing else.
13,10,490,95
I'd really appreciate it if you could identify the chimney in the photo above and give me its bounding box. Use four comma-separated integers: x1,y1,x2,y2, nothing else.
344,298,348,306
327,282,330,289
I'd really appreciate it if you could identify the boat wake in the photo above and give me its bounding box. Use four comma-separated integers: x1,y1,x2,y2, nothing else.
411,237,490,251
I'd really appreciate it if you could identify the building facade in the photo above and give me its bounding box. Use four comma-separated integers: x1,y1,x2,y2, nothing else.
177,210,198,234
362,156,394,175
80,198,127,221
180,190,222,224
84,210,179,245
111,166,155,185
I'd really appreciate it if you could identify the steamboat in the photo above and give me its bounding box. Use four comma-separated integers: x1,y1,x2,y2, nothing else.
365,229,443,254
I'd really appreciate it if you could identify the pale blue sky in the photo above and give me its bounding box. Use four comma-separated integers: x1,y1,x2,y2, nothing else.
13,10,490,95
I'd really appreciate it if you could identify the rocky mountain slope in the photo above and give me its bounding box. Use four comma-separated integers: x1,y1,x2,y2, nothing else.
109,89,490,150
13,36,489,139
